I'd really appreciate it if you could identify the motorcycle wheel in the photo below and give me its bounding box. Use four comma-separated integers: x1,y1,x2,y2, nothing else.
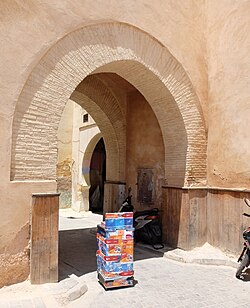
236,254,249,279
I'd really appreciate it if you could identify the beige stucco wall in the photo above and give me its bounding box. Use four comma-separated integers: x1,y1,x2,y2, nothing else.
126,91,165,211
0,0,249,286
206,0,250,188
0,181,56,287
71,103,100,212
0,0,196,244
57,101,74,164
57,100,74,208
56,97,101,212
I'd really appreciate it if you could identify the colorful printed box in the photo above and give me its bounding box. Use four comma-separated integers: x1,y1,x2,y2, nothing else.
97,234,134,257
97,237,122,255
98,272,134,289
96,212,134,289
104,212,133,230
97,224,134,240
96,250,133,273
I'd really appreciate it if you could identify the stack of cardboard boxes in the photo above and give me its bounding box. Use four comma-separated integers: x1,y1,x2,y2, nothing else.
96,212,135,289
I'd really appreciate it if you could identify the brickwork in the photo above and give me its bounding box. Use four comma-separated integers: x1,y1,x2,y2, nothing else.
11,22,207,186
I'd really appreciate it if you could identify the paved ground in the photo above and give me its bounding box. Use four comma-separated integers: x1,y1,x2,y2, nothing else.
0,209,250,308
70,258,250,308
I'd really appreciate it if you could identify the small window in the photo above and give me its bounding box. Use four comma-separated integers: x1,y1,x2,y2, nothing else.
83,113,89,123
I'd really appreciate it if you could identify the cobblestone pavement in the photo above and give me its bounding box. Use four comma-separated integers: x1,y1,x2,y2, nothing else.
69,255,250,308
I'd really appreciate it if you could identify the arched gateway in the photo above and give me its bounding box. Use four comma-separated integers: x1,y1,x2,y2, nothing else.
11,22,207,187
10,22,208,284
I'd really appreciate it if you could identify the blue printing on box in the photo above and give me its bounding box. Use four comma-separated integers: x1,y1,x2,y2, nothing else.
102,214,134,230
97,256,133,273
105,217,124,230
104,219,133,230
96,253,133,273
97,224,134,236
124,218,133,228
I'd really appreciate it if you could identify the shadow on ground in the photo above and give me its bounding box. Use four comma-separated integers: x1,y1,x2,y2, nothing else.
59,227,173,281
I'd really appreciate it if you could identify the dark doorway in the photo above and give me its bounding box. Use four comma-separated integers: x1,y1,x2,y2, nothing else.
89,138,106,213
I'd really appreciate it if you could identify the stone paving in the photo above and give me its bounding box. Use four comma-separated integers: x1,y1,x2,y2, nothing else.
0,209,250,308
69,252,250,308
0,298,46,308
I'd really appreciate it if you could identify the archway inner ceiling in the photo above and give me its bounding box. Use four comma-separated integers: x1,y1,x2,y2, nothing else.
73,66,186,185
71,71,166,209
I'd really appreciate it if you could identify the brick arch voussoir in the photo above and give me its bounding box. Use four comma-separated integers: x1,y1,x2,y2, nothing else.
70,91,122,182
94,60,206,186
74,75,126,182
76,75,126,135
11,22,206,185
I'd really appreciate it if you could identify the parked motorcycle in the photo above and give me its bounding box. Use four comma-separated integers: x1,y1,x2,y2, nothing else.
134,207,164,249
119,188,164,249
236,197,250,280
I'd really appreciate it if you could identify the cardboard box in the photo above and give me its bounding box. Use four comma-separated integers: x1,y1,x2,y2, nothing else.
96,250,133,273
96,212,135,290
97,234,134,256
98,272,134,289
104,212,133,230
97,224,134,240
97,237,122,255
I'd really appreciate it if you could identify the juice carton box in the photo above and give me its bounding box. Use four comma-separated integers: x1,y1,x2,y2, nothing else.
105,212,133,219
97,233,134,257
96,250,133,273
97,224,134,240
98,269,134,280
98,272,134,289
97,237,122,255
105,217,124,230
104,212,134,230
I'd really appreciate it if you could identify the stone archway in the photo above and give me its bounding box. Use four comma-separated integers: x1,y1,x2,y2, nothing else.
71,74,126,182
11,22,207,187
88,137,106,213
72,126,102,213
82,132,103,188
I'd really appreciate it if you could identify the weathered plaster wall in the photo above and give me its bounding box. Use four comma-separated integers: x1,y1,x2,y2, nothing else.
0,181,56,287
75,125,101,212
0,223,29,288
57,97,102,212
57,100,74,208
206,1,250,188
71,103,100,212
57,101,74,165
126,91,165,211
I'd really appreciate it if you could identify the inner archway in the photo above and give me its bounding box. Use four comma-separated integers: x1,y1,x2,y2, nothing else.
89,138,106,213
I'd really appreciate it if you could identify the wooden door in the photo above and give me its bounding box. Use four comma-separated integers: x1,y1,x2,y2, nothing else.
30,193,60,284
